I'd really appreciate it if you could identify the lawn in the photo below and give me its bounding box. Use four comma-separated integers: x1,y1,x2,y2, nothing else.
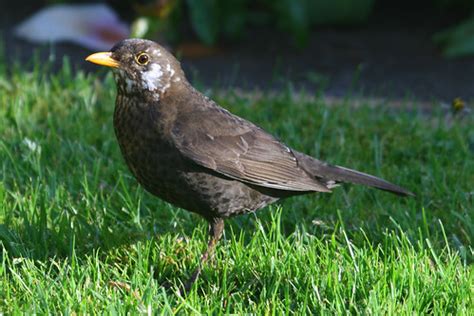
0,58,472,314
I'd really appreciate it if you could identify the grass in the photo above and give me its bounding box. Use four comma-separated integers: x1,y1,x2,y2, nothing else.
0,57,473,314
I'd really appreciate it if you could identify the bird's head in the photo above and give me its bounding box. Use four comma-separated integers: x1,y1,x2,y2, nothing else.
86,39,185,99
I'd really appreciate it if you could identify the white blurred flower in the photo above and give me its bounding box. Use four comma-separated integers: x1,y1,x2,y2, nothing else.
23,137,41,153
15,4,129,50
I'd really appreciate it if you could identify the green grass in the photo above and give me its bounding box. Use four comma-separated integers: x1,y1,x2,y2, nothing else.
0,58,473,314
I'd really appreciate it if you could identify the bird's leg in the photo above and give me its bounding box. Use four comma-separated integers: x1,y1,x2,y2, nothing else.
184,217,224,291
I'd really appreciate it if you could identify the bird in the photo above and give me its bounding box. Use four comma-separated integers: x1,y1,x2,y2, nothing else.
86,39,414,289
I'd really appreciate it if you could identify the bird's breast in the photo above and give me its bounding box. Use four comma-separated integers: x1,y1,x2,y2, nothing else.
113,95,178,186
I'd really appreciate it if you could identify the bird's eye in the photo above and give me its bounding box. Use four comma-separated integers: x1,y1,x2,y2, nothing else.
135,53,149,65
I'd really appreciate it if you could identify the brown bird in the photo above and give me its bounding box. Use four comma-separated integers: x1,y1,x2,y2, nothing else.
86,39,413,289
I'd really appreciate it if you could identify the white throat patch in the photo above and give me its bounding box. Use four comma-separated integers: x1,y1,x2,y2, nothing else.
141,63,163,92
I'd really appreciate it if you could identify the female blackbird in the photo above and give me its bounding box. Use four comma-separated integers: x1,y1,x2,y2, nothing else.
86,39,413,289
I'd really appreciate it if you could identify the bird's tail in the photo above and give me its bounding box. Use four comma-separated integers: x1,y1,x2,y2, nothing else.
294,152,414,197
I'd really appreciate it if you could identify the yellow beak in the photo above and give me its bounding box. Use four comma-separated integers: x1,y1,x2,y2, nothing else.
85,52,120,68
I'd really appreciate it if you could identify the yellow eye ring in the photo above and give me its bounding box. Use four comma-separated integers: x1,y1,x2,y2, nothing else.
135,53,149,65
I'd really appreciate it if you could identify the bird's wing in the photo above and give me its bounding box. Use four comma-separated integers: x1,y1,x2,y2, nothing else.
171,106,330,192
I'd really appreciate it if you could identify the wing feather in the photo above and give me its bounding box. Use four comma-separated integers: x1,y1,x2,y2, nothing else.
171,106,329,192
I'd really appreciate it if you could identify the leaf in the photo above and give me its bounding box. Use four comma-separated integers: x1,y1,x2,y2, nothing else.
220,0,248,39
433,15,474,58
272,0,311,46
130,17,150,38
308,0,374,25
186,0,219,45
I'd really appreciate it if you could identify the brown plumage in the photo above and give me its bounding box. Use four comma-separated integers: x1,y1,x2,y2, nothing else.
86,39,413,289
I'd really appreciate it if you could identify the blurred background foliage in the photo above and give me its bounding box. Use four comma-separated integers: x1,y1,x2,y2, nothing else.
55,0,474,57
119,0,376,46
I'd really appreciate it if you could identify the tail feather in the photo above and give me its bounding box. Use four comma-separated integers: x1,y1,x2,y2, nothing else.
294,152,414,197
